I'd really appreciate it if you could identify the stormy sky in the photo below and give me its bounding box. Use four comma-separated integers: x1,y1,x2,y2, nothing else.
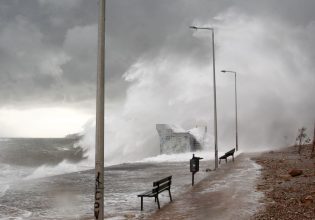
0,0,314,155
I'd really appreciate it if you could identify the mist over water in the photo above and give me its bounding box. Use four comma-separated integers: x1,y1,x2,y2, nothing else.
77,9,315,164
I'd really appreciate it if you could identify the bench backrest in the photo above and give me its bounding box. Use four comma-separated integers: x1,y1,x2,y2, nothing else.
225,148,235,156
152,176,172,193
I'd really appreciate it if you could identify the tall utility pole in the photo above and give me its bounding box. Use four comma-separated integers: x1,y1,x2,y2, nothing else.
94,0,105,219
189,26,219,169
312,121,315,154
221,70,239,151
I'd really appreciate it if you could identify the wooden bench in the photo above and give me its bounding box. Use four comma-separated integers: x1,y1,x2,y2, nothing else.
219,148,235,164
137,176,172,211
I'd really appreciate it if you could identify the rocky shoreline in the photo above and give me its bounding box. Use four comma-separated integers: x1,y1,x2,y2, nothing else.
252,145,315,219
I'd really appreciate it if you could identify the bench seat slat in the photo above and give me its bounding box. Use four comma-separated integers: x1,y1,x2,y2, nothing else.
226,149,235,155
152,181,171,193
153,176,172,186
219,155,227,159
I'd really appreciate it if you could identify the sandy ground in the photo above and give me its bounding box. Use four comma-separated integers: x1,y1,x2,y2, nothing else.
147,154,263,220
252,145,315,220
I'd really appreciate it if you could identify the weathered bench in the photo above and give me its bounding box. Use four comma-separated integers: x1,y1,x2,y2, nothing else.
137,176,172,211
219,148,235,164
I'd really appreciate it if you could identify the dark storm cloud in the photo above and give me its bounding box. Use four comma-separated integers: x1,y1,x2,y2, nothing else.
0,0,98,106
0,0,315,111
0,0,229,106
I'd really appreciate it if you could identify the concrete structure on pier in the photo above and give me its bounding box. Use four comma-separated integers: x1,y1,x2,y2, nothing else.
156,124,206,154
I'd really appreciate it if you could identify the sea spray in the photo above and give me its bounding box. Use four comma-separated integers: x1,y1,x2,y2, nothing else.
70,49,221,165
24,160,85,180
74,8,315,163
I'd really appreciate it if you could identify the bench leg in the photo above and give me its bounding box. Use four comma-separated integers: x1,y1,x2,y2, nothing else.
232,155,234,162
156,195,160,209
219,159,221,164
168,189,173,202
140,197,143,211
225,158,227,164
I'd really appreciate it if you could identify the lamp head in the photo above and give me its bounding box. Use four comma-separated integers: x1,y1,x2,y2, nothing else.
189,26,198,30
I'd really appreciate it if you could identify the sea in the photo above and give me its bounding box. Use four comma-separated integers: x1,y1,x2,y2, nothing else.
0,138,262,220
0,138,219,219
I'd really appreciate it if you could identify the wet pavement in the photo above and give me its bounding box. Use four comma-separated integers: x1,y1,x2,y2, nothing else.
148,154,263,220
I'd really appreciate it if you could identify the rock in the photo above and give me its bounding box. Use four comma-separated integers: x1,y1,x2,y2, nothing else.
279,174,291,181
205,168,212,172
288,169,303,177
305,195,313,200
301,195,313,205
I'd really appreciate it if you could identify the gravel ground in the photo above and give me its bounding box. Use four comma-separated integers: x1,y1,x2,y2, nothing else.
252,145,315,220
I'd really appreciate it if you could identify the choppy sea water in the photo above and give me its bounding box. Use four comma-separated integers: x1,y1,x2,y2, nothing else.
0,138,217,219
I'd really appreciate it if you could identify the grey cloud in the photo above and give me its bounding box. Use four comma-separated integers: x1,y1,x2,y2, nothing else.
1,0,315,107
0,1,315,147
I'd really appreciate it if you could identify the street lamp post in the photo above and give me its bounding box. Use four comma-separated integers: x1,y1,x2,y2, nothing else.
95,0,106,219
189,26,218,170
221,70,238,151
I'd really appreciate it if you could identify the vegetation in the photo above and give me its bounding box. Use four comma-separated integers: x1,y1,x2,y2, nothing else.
295,127,311,154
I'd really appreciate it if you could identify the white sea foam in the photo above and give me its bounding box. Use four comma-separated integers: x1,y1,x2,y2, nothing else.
24,160,92,180
188,126,207,143
0,163,33,186
138,150,242,163
0,138,9,142
0,185,9,198
138,151,210,163
0,204,32,219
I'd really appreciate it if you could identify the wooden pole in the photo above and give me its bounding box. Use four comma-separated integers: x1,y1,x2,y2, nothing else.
94,0,105,219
